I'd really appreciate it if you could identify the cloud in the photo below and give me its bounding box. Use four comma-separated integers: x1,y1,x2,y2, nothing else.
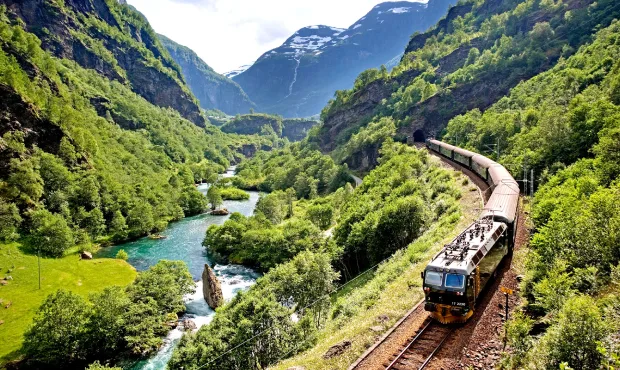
168,0,217,8
254,21,292,44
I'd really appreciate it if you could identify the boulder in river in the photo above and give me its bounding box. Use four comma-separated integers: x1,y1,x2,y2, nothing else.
210,208,230,216
182,319,197,331
202,264,224,309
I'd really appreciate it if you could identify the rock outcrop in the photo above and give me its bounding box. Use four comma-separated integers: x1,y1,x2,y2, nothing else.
282,119,318,142
202,264,224,309
322,340,351,359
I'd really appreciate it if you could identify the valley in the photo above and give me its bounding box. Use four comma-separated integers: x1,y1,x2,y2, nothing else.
1,0,619,369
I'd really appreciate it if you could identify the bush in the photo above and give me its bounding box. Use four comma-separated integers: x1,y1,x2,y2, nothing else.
219,187,250,201
537,295,608,369
30,209,74,257
115,249,129,260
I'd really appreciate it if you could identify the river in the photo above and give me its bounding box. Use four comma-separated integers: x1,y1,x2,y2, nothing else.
97,169,260,369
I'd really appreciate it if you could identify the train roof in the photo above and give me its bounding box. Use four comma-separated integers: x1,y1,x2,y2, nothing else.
488,164,514,187
482,181,520,224
426,219,507,276
452,147,476,158
471,154,496,169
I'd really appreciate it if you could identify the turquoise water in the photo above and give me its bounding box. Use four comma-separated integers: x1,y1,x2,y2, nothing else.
97,173,260,369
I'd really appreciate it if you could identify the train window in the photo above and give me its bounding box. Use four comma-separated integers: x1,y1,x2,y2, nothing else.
425,271,443,287
445,274,465,289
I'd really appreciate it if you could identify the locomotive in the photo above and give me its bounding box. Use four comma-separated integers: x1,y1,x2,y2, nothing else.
422,139,520,324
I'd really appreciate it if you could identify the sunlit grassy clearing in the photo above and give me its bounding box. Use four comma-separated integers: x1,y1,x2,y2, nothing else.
0,243,136,363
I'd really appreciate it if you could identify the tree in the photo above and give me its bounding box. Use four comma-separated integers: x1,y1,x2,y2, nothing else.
23,290,90,365
206,186,223,211
86,362,122,370
306,203,333,230
7,157,44,205
127,202,155,237
255,192,287,224
541,295,608,369
109,210,128,241
86,287,130,358
0,199,21,241
127,260,195,315
180,187,208,216
30,209,74,257
123,297,165,356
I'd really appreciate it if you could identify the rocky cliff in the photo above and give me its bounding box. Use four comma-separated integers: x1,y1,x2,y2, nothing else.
233,0,455,118
4,0,206,127
159,35,256,115
282,119,318,141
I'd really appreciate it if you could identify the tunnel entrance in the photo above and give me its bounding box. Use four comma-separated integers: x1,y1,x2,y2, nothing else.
413,129,426,143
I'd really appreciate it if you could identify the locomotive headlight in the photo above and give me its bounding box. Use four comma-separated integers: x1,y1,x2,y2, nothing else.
456,291,463,296
424,287,430,292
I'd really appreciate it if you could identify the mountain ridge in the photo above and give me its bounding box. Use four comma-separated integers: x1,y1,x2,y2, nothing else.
233,0,456,118
159,34,257,115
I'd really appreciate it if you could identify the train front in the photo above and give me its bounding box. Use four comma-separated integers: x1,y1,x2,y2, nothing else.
422,267,473,324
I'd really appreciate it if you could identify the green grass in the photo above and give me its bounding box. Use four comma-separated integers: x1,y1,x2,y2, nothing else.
0,242,137,364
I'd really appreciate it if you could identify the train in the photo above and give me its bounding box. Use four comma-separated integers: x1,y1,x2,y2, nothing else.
422,139,520,324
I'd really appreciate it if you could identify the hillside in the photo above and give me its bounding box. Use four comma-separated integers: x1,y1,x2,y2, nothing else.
0,1,280,252
159,34,257,115
233,0,455,118
315,0,620,171
4,0,206,127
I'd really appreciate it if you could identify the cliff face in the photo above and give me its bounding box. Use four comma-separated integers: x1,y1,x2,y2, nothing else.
233,0,456,118
0,84,65,176
159,35,256,115
4,0,206,127
221,114,283,137
282,119,319,142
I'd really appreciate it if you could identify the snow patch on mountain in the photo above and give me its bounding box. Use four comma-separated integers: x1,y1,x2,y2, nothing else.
224,63,253,78
388,7,411,13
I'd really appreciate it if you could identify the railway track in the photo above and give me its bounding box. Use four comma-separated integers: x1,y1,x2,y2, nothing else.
384,320,453,370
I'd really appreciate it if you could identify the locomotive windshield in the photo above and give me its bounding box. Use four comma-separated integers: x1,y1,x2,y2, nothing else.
445,273,465,289
424,271,443,287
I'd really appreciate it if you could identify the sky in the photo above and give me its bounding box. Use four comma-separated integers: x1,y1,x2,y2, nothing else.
127,0,425,74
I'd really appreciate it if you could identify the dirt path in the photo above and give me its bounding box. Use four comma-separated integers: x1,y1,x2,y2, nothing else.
349,150,530,370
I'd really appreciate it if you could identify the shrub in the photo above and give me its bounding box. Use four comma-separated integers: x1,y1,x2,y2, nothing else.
115,249,129,261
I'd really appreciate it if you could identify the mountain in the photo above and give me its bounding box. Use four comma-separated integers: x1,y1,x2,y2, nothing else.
315,0,620,171
3,0,206,127
232,0,456,118
159,35,257,115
